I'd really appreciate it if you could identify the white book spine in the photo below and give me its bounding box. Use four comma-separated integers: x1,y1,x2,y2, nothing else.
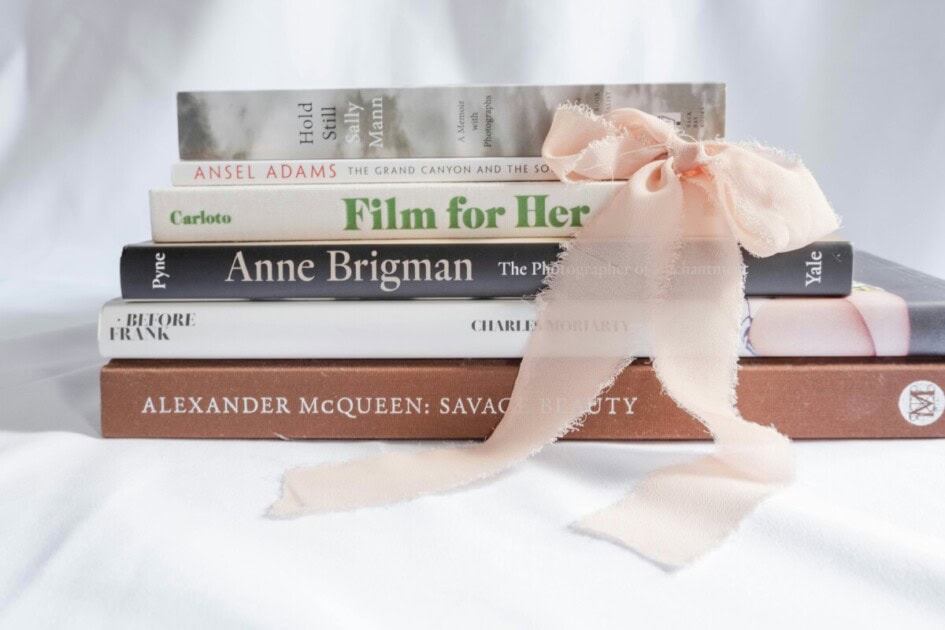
99,299,537,359
149,181,623,242
97,299,760,359
171,158,558,186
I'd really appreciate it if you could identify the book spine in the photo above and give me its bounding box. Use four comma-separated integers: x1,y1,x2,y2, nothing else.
171,158,558,185
120,240,853,300
148,182,624,242
178,83,725,160
100,282,932,359
98,299,542,359
99,358,945,440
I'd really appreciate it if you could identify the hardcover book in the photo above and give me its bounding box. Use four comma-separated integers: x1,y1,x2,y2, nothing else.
97,253,942,359
177,83,725,160
99,358,945,440
119,238,853,300
150,181,622,242
171,157,559,185
151,180,802,243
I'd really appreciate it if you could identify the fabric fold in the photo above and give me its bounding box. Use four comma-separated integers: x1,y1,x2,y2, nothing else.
270,105,839,568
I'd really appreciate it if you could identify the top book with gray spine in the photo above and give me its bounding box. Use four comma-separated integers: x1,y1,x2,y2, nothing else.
177,83,725,160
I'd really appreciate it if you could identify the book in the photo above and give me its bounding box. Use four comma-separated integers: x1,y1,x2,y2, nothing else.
177,83,725,160
150,181,621,242
97,253,942,359
153,180,810,243
99,357,945,440
120,239,853,300
171,157,559,185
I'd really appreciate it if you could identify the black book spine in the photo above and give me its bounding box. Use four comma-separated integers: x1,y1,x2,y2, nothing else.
120,240,853,300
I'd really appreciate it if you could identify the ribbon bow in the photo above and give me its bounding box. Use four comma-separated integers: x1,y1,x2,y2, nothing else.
270,105,839,567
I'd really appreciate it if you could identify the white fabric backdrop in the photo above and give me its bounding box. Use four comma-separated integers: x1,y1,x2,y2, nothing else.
2,1,945,628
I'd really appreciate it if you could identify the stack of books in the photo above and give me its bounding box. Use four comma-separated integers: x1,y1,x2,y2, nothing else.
98,83,945,440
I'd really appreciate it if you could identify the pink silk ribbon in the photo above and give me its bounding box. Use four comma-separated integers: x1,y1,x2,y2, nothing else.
269,105,840,567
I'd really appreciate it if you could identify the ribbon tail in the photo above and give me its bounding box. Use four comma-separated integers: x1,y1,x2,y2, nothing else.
269,163,683,519
575,218,793,567
269,342,629,517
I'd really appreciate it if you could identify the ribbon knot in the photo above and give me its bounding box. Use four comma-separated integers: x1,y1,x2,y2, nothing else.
666,137,710,175
270,104,840,568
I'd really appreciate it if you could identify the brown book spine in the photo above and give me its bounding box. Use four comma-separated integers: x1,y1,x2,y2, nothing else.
100,358,945,440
